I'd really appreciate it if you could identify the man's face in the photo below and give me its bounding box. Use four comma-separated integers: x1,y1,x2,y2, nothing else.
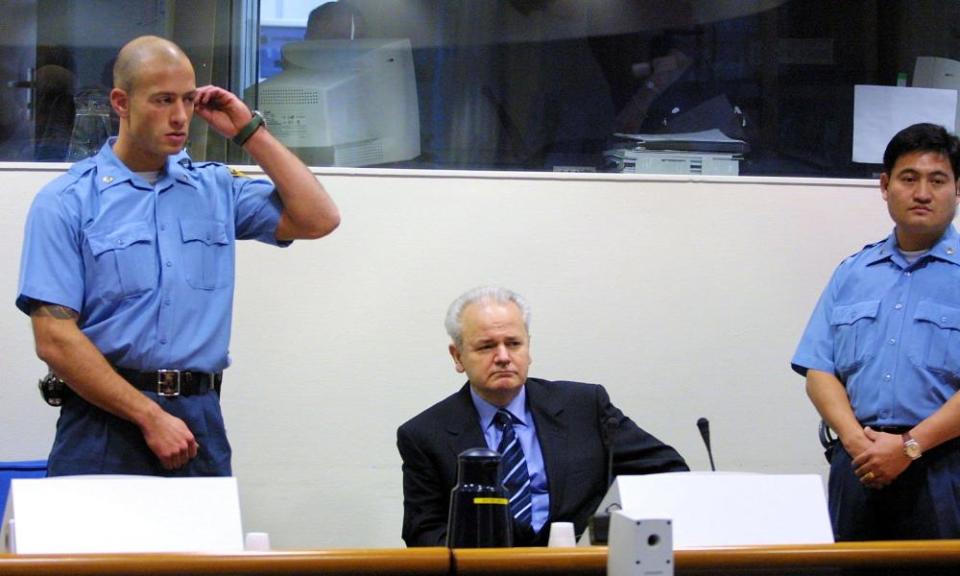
881,150,960,251
112,57,196,169
449,300,531,407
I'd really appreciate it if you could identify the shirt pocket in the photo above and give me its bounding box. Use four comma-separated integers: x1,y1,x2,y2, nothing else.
829,300,880,376
179,218,231,290
912,301,960,376
86,222,157,300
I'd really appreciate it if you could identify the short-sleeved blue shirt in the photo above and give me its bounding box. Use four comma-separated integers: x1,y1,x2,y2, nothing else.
792,225,960,427
16,138,287,372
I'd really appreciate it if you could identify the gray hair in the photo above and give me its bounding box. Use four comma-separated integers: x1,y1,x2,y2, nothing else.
445,286,531,347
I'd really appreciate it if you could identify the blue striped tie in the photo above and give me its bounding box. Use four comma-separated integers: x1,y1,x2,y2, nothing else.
495,409,533,531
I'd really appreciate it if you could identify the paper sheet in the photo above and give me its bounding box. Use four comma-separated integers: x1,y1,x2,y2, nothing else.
589,472,833,548
853,85,957,164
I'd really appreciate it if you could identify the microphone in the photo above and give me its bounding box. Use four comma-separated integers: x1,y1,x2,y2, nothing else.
601,416,619,488
697,417,716,471
589,416,621,545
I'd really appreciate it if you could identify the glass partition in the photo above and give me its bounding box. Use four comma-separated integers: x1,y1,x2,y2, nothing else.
2,0,959,178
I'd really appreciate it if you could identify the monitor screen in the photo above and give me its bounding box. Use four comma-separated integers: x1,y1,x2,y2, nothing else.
253,38,420,167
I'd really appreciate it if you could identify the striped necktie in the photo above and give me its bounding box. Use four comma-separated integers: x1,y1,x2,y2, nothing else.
494,409,533,530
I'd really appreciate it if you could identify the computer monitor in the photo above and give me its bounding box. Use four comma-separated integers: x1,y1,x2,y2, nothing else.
253,38,420,167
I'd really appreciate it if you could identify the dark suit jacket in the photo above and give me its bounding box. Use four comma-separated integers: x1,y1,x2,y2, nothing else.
396,378,689,547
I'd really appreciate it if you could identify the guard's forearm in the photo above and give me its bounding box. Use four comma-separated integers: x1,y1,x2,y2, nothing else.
31,312,161,428
805,369,862,442
910,393,960,452
241,127,340,240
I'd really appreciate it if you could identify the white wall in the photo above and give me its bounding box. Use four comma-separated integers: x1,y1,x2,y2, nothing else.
0,165,891,548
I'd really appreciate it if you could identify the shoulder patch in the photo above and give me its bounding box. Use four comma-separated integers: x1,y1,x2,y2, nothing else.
229,167,250,178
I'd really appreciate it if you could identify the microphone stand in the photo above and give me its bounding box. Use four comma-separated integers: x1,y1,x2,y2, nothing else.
697,417,716,472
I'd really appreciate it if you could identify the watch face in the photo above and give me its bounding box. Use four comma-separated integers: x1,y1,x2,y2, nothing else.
905,440,922,459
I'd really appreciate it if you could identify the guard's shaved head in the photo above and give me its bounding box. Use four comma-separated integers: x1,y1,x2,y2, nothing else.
113,35,192,94
108,35,197,170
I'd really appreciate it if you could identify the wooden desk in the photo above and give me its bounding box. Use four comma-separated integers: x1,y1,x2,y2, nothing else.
678,540,960,572
0,548,449,576
454,546,603,575
3,541,960,575
455,541,960,574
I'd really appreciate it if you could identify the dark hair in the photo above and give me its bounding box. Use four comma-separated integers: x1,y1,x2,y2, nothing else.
305,2,364,40
882,123,960,180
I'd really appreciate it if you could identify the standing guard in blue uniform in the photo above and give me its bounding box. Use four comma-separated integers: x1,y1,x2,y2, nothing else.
16,35,340,476
793,123,960,540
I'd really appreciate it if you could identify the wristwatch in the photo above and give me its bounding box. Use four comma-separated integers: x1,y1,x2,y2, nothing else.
902,432,923,460
232,110,266,147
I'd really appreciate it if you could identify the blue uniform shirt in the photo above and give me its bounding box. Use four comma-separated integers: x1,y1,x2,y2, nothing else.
16,138,287,372
471,385,550,533
792,225,960,427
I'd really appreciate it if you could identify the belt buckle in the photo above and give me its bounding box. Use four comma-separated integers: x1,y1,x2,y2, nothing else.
157,370,181,397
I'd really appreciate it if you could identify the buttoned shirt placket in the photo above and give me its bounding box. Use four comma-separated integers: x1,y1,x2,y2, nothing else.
879,252,912,424
153,175,176,369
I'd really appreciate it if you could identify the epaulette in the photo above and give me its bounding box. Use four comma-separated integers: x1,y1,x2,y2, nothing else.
175,157,249,180
66,157,96,177
36,161,95,197
838,239,885,266
178,158,224,172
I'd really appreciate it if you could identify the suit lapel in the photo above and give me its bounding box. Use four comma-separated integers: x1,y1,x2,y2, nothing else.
445,380,571,520
443,384,488,460
526,379,569,520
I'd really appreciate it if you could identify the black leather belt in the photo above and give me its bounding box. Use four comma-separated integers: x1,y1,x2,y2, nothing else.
115,367,222,398
871,426,913,435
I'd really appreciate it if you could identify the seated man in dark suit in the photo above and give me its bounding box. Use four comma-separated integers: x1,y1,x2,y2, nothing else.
397,286,689,547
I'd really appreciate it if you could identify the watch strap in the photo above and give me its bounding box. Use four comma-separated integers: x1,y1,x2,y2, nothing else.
232,111,265,147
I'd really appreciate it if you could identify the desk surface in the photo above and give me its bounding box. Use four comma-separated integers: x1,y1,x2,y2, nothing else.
457,541,960,574
3,541,960,575
0,548,449,576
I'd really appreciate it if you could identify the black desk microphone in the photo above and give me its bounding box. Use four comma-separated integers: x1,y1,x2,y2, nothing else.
697,417,717,471
589,416,621,544
601,416,619,488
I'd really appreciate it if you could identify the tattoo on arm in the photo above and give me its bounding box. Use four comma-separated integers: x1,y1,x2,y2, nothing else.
31,302,79,320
